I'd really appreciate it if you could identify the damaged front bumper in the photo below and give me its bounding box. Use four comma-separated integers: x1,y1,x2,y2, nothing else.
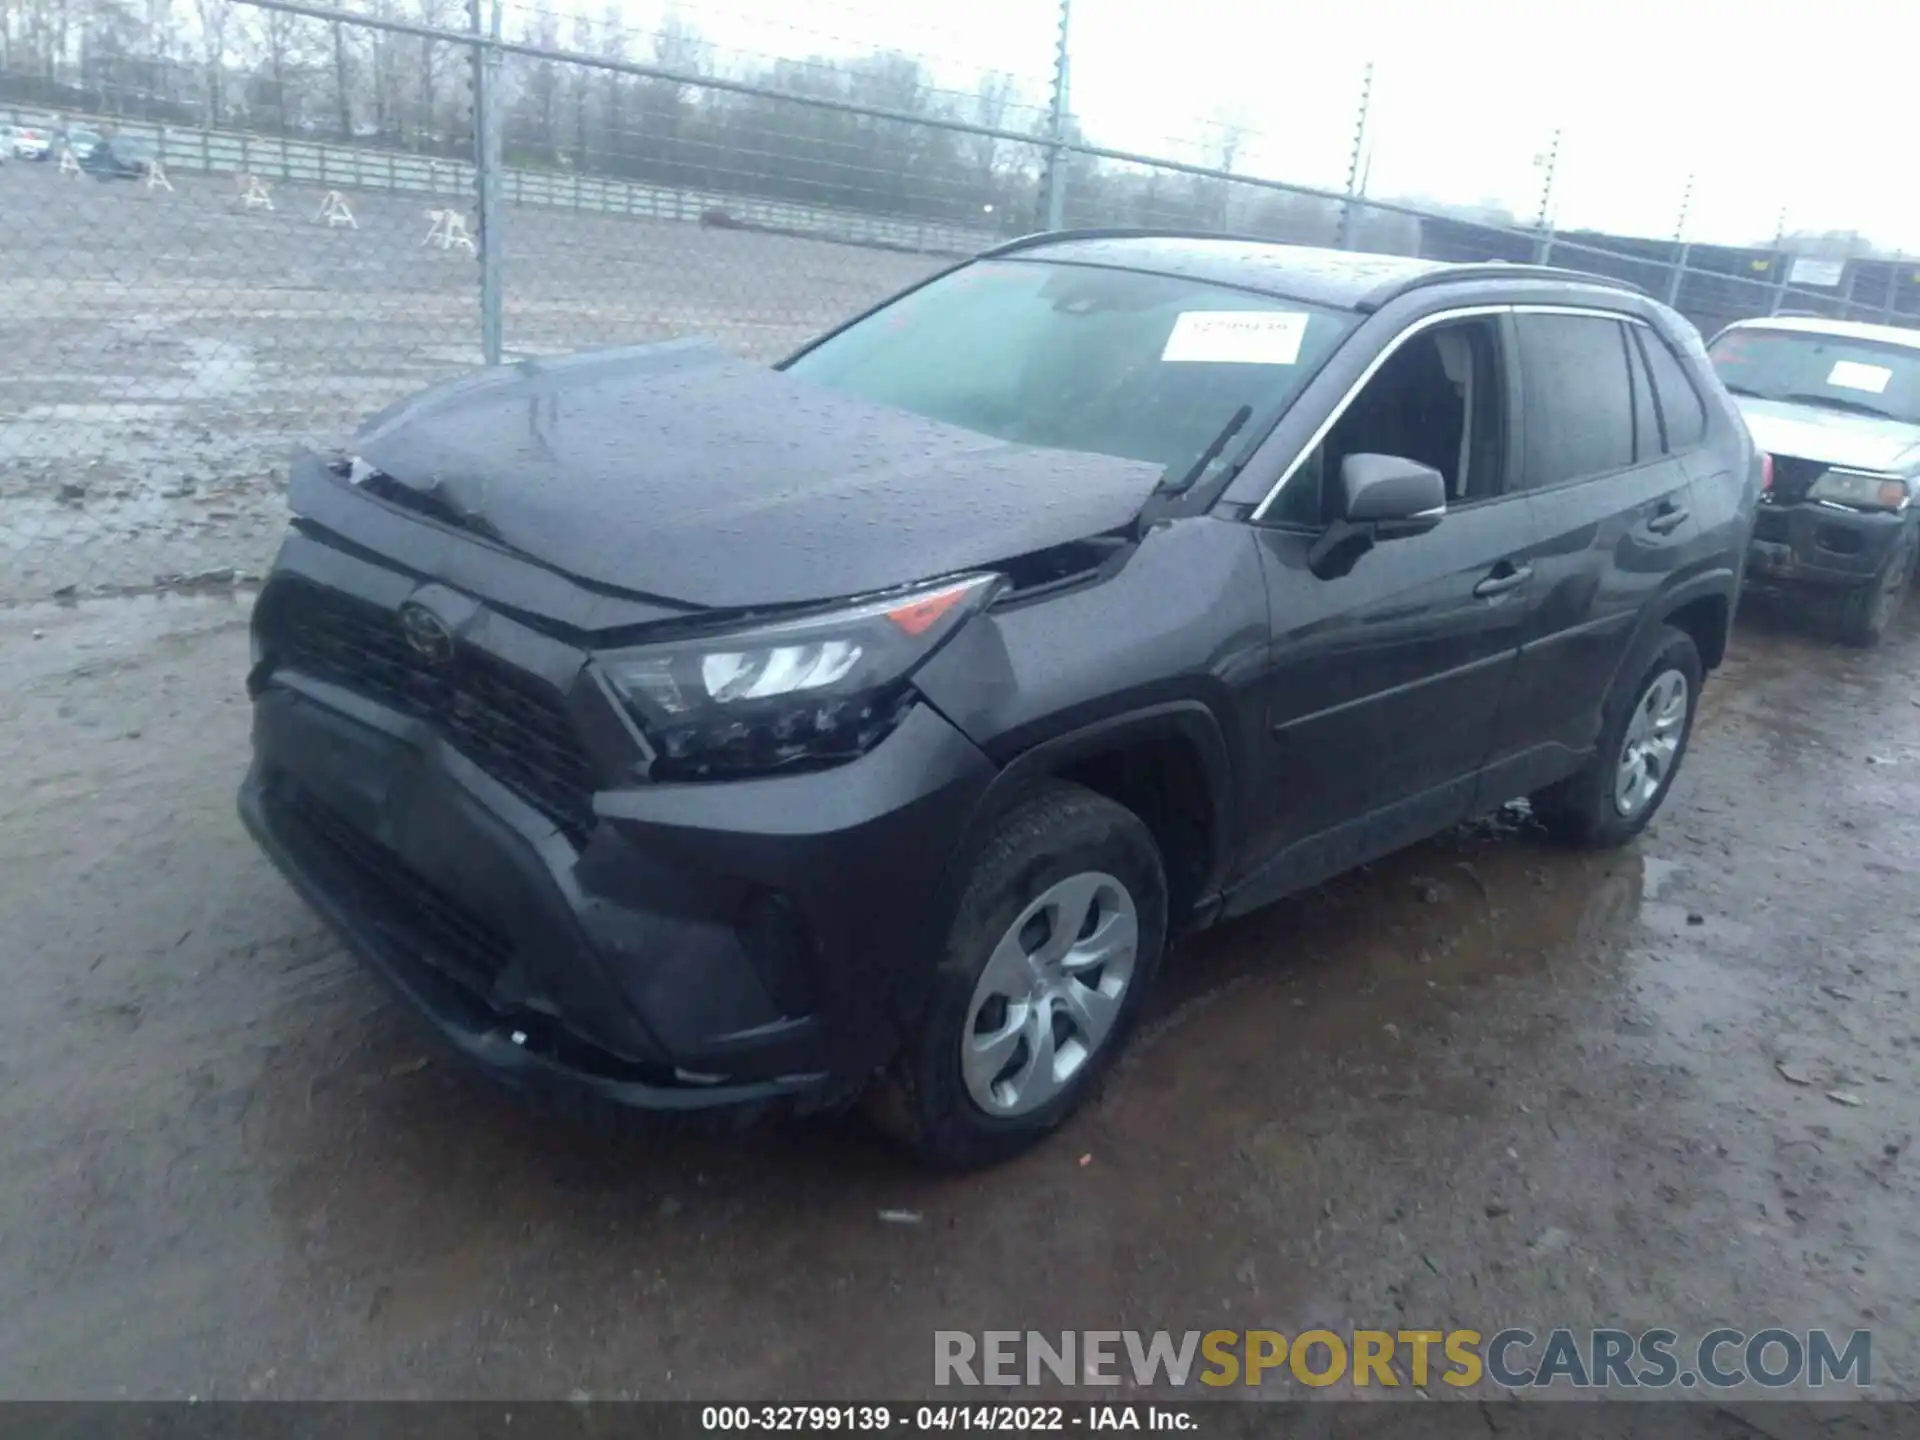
238,549,997,1122
1745,501,1906,590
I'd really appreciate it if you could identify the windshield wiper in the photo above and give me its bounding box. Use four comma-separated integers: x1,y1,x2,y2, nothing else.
1165,404,1254,493
1782,390,1896,420
1721,382,1767,398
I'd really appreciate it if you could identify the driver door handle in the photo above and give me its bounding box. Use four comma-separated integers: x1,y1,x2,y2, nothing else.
1473,562,1533,599
1646,502,1690,535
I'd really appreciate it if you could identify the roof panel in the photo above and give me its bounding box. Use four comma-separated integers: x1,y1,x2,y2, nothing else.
1003,235,1448,308
1719,315,1920,350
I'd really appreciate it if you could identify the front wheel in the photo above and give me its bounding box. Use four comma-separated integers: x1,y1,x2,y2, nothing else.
1532,625,1703,849
1837,527,1917,646
870,782,1168,1169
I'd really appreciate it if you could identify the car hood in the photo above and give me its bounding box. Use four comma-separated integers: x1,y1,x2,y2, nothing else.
348,339,1164,609
1735,397,1920,474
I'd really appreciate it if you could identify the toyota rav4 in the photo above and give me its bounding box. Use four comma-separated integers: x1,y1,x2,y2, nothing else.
240,232,1759,1166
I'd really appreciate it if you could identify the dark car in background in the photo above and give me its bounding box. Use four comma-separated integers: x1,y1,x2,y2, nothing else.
81,134,157,180
239,232,1758,1166
1708,316,1920,643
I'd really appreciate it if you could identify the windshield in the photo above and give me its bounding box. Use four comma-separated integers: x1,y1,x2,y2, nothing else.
784,258,1354,488
1708,327,1920,426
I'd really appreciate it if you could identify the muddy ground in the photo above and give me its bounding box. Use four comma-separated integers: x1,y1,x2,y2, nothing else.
0,585,1915,1402
0,160,943,602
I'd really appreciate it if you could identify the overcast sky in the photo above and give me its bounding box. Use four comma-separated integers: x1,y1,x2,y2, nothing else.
565,0,1917,250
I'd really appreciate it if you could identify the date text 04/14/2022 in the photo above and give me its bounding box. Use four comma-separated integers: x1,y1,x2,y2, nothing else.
698,1405,1197,1432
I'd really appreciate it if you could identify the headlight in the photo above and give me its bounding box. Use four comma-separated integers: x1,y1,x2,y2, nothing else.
599,573,1000,780
1807,469,1911,512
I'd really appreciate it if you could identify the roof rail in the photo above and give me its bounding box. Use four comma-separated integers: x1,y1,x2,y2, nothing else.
979,230,1654,310
1357,262,1650,311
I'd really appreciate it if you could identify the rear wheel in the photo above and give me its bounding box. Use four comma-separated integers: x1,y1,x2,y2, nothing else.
1837,527,1916,646
1532,625,1702,849
869,782,1167,1168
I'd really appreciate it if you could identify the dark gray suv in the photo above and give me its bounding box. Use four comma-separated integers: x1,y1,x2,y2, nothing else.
240,232,1760,1166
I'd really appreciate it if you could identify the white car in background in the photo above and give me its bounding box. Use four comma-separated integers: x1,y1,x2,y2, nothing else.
1708,316,1920,644
2,123,53,160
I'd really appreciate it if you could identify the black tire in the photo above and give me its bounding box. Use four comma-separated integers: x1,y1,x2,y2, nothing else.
1836,527,1917,647
1531,625,1703,850
868,782,1168,1169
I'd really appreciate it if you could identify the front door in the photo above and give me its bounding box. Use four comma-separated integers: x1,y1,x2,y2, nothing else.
1232,314,1538,913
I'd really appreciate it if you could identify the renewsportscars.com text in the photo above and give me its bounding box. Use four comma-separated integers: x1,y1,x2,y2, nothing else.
934,1328,1872,1390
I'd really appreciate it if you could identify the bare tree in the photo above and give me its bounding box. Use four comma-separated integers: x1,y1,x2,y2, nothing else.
366,0,400,136
965,72,1018,207
567,7,590,164
250,2,310,130
597,3,625,170
414,0,452,145
329,17,350,133
518,9,559,160
190,0,231,124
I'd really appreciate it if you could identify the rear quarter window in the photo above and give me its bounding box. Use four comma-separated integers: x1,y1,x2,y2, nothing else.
1637,329,1709,451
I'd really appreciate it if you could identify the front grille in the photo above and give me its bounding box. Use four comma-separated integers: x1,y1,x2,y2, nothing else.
1769,455,1828,506
284,784,514,998
263,584,598,844
1752,509,1789,543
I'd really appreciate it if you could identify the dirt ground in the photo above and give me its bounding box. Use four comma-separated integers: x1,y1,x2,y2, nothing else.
0,583,1915,1402
0,160,943,602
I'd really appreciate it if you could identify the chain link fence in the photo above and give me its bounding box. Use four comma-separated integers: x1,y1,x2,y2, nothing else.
2,0,1916,606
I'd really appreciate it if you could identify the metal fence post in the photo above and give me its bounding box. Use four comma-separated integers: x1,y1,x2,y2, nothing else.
470,0,503,365
1041,0,1071,231
1335,61,1372,251
1530,129,1559,266
1664,173,1692,308
1766,210,1790,316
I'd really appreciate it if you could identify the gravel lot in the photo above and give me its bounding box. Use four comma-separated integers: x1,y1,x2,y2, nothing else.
0,160,944,603
1,588,1915,1401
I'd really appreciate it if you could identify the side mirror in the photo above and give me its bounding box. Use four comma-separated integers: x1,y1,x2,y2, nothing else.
1306,454,1448,580
1340,453,1448,527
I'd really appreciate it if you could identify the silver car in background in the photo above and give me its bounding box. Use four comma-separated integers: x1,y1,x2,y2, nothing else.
1708,316,1920,643
1,122,53,160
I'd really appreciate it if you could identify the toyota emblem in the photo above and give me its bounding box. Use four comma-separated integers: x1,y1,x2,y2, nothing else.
397,602,455,665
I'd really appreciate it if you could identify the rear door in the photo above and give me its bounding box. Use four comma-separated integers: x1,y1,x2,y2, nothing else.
1483,309,1701,804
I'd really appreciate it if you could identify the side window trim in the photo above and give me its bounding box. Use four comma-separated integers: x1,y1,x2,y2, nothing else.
1497,310,1528,504
1252,302,1655,522
1620,322,1651,458
1629,326,1671,455
1250,304,1508,522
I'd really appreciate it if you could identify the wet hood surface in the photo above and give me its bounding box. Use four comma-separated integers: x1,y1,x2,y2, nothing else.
1735,397,1920,475
350,340,1164,609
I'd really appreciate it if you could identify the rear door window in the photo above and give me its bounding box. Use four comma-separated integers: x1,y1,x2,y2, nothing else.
1514,314,1636,488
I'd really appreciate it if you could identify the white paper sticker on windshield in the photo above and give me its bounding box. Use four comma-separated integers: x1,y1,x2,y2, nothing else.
1827,360,1892,394
1162,310,1309,365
